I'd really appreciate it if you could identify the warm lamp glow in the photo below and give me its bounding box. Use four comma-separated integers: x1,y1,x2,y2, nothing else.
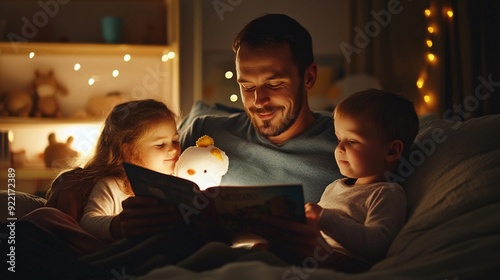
425,9,431,17
167,52,175,59
74,63,81,71
123,54,131,62
29,52,35,59
447,10,454,18
427,26,435,34
88,77,95,85
426,40,433,48
424,95,431,103
417,78,424,89
112,70,119,77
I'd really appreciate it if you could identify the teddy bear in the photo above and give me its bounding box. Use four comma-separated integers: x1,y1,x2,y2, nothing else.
174,135,229,190
0,69,68,117
33,70,68,117
43,133,79,168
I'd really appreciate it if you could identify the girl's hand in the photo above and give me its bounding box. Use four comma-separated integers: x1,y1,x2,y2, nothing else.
111,196,183,238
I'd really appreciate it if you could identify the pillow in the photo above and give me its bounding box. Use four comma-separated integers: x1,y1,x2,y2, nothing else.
0,190,47,222
178,101,237,133
372,114,500,278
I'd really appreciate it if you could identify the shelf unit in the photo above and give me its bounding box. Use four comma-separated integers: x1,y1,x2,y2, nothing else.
0,0,180,194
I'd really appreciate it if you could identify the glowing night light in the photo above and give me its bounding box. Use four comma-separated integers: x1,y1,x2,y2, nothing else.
29,52,35,59
88,78,95,85
225,71,234,79
230,94,238,102
427,26,435,34
161,54,169,62
112,70,119,77
123,54,131,62
425,9,431,17
426,40,433,48
447,10,453,18
74,63,81,71
167,52,175,59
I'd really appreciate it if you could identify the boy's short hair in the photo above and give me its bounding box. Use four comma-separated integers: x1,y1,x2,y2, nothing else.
334,89,419,158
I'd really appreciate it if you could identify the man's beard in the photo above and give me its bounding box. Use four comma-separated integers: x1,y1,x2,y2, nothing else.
248,88,304,137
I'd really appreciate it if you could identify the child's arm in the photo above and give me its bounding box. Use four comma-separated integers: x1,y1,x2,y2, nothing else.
319,185,407,263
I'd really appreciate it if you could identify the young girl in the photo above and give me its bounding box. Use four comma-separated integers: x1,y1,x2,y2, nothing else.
22,99,182,254
78,99,181,241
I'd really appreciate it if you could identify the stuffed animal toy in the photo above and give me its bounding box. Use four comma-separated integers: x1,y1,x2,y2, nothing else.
33,70,68,118
43,133,79,168
0,69,68,117
174,135,229,190
0,89,35,117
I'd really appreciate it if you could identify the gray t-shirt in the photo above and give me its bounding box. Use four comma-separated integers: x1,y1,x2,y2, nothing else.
179,110,340,203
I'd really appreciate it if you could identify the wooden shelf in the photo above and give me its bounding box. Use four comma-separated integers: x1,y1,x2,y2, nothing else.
0,42,175,57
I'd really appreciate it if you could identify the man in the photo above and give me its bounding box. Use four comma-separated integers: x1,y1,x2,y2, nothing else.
179,14,340,203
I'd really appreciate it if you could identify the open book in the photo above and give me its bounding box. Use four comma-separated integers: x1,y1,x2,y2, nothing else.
123,162,306,244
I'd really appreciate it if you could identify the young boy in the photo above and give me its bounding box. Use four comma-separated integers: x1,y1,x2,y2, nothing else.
305,89,420,270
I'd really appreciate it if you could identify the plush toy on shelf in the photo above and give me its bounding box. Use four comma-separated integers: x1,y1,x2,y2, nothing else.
43,133,79,169
174,135,229,190
0,69,68,117
33,70,68,118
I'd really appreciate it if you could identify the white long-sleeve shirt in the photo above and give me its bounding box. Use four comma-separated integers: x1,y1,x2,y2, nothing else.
80,177,131,241
318,178,407,263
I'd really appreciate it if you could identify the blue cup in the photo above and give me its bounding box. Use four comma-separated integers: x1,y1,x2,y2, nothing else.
101,16,123,43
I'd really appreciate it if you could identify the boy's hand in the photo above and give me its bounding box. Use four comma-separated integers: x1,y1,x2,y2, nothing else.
112,196,183,238
305,202,323,224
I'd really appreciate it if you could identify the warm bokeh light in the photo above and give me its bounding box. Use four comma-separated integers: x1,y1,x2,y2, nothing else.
230,94,238,102
225,71,234,79
426,40,433,48
123,54,131,62
74,63,81,71
29,52,35,59
427,26,435,34
447,10,454,18
167,51,175,59
425,9,431,17
417,77,424,89
112,70,119,77
427,53,436,62
424,95,431,103
88,77,95,85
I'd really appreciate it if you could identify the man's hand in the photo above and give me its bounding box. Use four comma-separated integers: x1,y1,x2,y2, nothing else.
111,196,183,239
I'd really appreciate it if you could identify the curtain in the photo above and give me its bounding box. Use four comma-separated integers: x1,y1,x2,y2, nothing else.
347,0,500,117
441,0,500,118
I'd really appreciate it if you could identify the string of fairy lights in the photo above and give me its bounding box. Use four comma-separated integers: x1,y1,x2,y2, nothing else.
417,4,454,114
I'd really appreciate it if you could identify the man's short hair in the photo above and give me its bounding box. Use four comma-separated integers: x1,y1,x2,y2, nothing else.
232,13,314,77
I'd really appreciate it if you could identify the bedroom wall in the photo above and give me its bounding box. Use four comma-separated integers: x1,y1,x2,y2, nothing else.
180,0,427,113
201,0,350,111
